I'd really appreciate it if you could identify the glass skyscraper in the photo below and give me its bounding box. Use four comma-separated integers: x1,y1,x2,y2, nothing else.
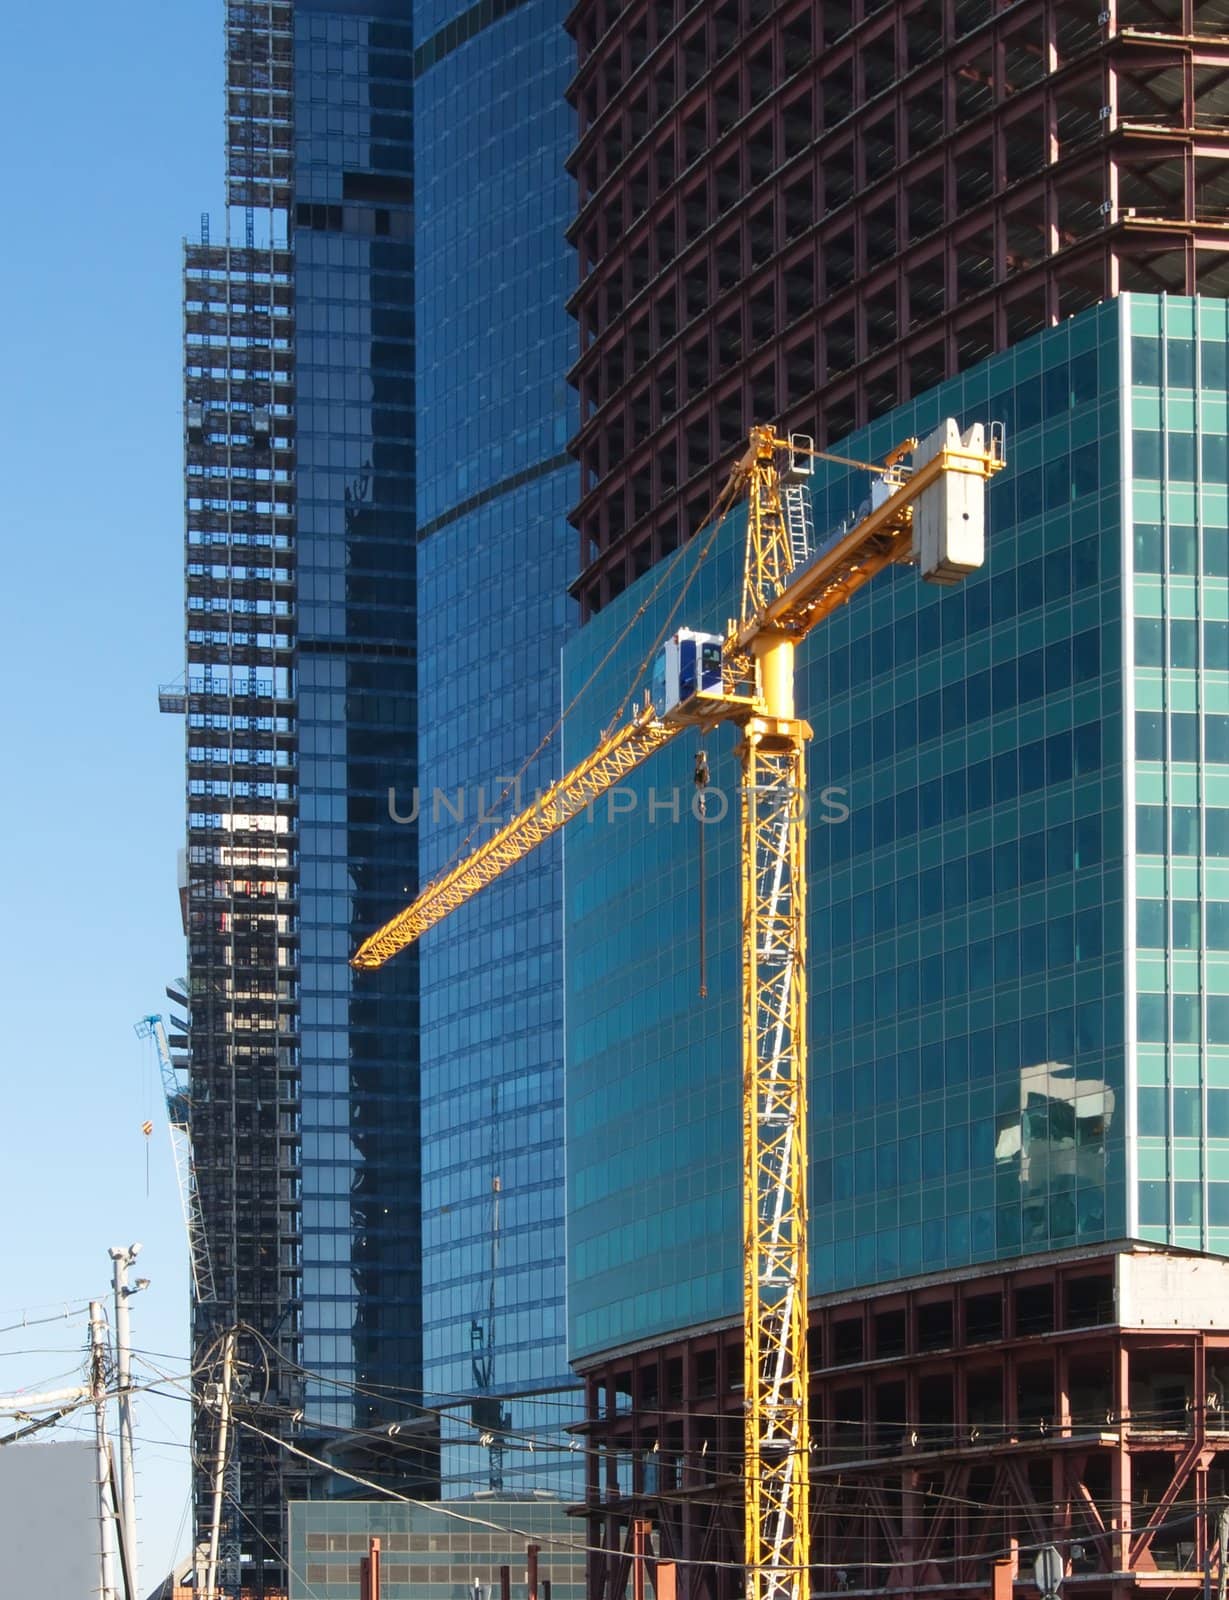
412,0,581,1493
292,0,422,1448
1128,294,1229,1252
564,289,1229,1342
182,1,581,1580
563,293,1229,1598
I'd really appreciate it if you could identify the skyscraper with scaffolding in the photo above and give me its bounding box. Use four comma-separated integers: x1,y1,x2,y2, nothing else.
178,3,432,1590
178,0,585,1583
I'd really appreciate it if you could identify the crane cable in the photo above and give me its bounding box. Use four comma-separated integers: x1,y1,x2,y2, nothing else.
602,472,740,730
414,471,741,894
695,742,711,999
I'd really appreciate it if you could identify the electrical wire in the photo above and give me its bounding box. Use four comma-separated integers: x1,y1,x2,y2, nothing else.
229,1319,1204,1453
30,1344,1224,1581
172,1333,1214,1536
13,1333,1152,1454
57,1349,1218,1536
0,1404,89,1447
47,1390,1227,1556
0,1304,92,1338
38,1314,1211,1572
231,1407,1210,1577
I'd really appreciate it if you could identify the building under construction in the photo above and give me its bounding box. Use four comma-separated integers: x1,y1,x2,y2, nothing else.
175,2,432,1588
560,283,1229,1599
179,1,305,1575
580,1245,1229,1600
566,0,1229,615
558,0,1229,1593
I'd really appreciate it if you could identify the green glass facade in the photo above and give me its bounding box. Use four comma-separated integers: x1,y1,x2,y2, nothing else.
1127,294,1229,1252
564,293,1229,1365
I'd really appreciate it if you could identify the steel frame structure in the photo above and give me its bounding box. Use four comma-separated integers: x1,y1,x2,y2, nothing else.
564,0,1229,617
176,4,304,1589
577,1244,1229,1600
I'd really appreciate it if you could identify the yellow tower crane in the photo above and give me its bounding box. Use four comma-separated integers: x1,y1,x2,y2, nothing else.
353,419,1004,1600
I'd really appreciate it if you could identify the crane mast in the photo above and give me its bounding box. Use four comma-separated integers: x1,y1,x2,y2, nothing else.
137,1007,244,1596
136,1012,218,1309
733,433,812,1600
352,421,1003,1600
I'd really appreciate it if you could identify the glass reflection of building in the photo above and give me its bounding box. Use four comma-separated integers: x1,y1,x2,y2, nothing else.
994,1063,1116,1237
564,292,1229,1358
412,0,582,1494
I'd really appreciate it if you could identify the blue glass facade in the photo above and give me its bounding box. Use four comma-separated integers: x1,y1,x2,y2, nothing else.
412,0,580,1491
562,296,1208,1364
293,2,423,1436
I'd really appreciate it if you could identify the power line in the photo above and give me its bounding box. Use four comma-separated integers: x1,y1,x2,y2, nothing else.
235,1407,1211,1577
34,1362,1227,1578
51,1392,1229,1552
124,1325,1229,1582
0,1304,92,1338
235,1321,1201,1465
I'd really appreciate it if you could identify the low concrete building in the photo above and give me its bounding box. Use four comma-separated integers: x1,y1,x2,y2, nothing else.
0,1441,100,1597
288,1498,585,1600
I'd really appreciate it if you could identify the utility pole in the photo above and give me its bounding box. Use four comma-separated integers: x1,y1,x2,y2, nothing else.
89,1300,118,1600
109,1244,148,1600
204,1328,238,1600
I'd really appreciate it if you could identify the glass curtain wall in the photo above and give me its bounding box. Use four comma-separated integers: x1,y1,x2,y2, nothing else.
1127,295,1229,1252
412,0,581,1493
293,0,424,1443
563,298,1132,1361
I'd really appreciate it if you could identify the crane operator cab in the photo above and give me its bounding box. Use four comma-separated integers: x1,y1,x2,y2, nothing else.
653,628,726,723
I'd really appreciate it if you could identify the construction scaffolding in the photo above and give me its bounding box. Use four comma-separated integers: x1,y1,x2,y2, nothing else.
174,3,303,1587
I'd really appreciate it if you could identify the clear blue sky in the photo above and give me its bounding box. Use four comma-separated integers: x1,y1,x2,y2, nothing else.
0,1,222,1582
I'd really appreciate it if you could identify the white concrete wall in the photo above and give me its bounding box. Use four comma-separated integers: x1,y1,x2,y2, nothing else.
1118,1250,1229,1327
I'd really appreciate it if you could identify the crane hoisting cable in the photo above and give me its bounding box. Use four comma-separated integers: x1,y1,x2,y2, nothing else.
694,744,711,999
352,418,1004,1600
